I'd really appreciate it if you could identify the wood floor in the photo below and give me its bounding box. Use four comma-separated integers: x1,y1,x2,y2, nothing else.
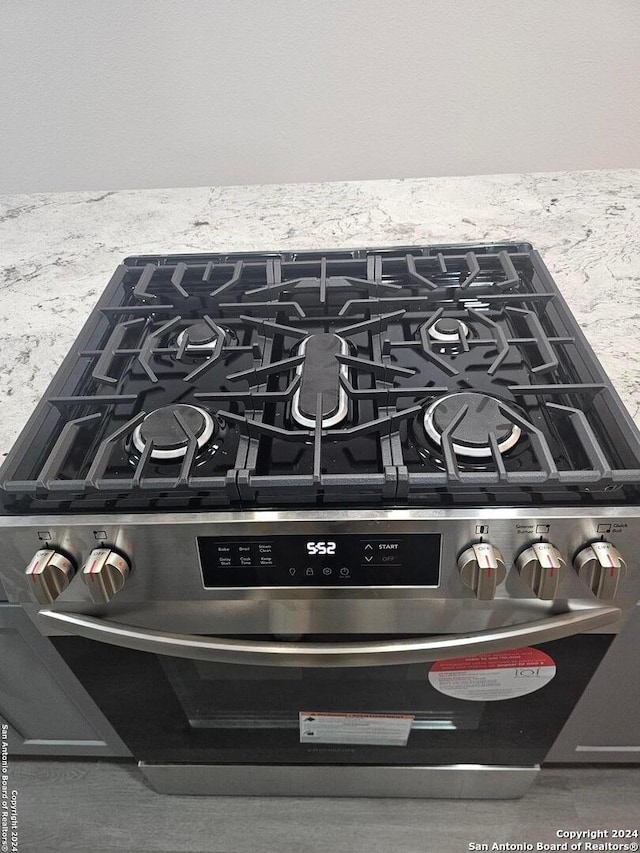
11,760,640,853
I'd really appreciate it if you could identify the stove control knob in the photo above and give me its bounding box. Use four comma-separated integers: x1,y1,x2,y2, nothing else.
25,549,76,605
574,542,627,600
458,543,507,600
516,542,565,600
81,549,130,604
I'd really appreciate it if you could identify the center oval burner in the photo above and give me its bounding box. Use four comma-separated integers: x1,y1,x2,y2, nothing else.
423,392,521,459
291,333,349,429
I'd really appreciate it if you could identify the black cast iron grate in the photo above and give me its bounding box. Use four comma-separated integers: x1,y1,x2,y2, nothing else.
2,243,639,513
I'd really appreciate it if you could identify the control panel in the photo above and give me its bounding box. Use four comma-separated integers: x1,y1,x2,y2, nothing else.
15,515,634,606
197,533,441,587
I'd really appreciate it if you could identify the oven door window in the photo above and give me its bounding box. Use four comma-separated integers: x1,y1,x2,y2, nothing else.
162,657,484,732
53,634,611,767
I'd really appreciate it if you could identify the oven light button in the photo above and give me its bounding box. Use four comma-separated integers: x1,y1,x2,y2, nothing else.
574,542,626,600
516,542,565,600
25,549,76,605
81,548,131,604
458,543,507,600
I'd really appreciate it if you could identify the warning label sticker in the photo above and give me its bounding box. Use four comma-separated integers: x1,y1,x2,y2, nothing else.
428,647,556,702
299,712,414,746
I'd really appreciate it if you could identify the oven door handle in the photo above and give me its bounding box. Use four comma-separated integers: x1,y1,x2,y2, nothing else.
38,604,620,668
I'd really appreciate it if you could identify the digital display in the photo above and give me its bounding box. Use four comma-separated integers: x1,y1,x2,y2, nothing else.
306,541,336,556
197,533,441,588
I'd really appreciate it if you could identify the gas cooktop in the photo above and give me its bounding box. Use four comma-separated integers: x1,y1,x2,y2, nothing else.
2,242,640,513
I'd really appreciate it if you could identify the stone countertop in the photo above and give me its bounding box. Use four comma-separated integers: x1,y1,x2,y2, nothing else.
1,168,639,459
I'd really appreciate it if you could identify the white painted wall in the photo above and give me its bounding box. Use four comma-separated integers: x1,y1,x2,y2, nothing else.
1,0,639,193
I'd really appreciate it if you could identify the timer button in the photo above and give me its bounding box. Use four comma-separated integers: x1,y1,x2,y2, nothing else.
458,543,507,600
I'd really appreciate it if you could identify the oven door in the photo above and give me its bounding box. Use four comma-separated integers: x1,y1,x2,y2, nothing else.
42,605,615,797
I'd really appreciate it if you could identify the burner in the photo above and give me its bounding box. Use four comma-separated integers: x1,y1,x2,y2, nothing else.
428,317,469,343
291,334,349,429
423,392,521,459
132,405,216,461
176,321,231,355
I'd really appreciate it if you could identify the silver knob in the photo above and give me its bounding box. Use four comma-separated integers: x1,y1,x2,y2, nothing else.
25,549,75,604
516,542,565,600
574,541,627,600
458,542,507,600
81,548,130,604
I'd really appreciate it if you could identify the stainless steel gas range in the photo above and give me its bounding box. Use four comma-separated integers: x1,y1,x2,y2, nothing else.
1,243,638,798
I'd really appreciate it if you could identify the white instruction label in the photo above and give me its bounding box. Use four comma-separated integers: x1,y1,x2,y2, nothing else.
428,647,556,702
299,712,414,746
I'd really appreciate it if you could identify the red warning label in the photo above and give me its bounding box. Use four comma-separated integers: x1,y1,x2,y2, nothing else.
428,647,556,701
